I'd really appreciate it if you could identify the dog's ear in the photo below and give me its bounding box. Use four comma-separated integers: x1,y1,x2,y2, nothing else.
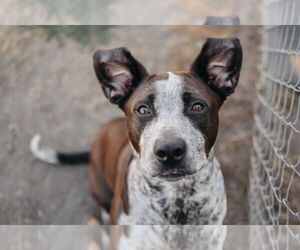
191,38,243,99
93,47,148,106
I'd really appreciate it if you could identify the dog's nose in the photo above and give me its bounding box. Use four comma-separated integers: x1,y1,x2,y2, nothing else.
154,138,186,165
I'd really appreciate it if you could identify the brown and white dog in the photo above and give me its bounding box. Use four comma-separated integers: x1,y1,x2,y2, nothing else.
31,38,242,249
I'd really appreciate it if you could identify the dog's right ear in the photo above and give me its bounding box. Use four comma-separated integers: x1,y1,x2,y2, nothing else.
93,47,148,107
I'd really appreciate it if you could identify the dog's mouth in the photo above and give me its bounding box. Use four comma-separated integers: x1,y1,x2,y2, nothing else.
155,168,195,181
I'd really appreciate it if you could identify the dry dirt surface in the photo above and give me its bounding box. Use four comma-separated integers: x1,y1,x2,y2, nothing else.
0,26,260,224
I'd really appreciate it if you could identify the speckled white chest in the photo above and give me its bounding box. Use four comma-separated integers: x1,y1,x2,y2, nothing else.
118,155,226,225
115,156,227,249
117,225,227,250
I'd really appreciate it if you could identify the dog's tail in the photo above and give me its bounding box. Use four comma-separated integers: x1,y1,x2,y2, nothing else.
30,134,90,165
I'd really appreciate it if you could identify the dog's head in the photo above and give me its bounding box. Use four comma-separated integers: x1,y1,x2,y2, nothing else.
93,38,243,181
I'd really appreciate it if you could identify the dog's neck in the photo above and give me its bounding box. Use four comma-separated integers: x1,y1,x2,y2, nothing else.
119,150,226,225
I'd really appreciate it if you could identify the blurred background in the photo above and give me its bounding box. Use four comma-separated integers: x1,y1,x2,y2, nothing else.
2,0,299,25
0,0,300,249
0,0,262,24
0,26,260,224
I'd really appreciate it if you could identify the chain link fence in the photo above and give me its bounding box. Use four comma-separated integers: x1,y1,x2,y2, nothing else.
264,0,300,25
249,1,300,248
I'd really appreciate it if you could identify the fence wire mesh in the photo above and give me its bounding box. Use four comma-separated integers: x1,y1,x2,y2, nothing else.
264,0,300,25
249,19,300,250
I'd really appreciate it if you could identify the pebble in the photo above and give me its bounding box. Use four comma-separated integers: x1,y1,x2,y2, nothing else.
6,143,14,153
87,241,101,250
87,217,100,226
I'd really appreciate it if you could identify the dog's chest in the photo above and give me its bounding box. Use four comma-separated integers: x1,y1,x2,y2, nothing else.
118,225,227,250
118,158,226,225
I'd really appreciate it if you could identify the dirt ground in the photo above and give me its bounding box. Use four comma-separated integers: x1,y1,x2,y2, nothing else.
0,26,261,224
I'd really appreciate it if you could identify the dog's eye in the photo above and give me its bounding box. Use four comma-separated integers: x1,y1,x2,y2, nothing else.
191,103,205,112
137,105,151,115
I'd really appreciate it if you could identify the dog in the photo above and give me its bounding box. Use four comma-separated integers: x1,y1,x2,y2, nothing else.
31,37,242,249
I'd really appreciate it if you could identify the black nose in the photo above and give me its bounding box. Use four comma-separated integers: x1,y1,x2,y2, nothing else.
154,138,186,166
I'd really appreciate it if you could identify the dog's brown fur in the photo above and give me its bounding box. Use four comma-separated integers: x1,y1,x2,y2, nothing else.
88,118,131,224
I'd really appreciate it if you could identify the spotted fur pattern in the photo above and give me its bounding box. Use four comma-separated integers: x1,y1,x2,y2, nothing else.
116,155,226,249
139,73,207,177
116,73,227,249
119,153,226,225
118,225,227,250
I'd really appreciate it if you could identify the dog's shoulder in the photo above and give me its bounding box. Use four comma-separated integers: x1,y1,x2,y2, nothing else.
91,117,129,188
109,142,132,224
89,117,132,223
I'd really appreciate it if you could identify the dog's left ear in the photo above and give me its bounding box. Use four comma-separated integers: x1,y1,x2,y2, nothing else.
191,38,243,99
93,47,148,107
